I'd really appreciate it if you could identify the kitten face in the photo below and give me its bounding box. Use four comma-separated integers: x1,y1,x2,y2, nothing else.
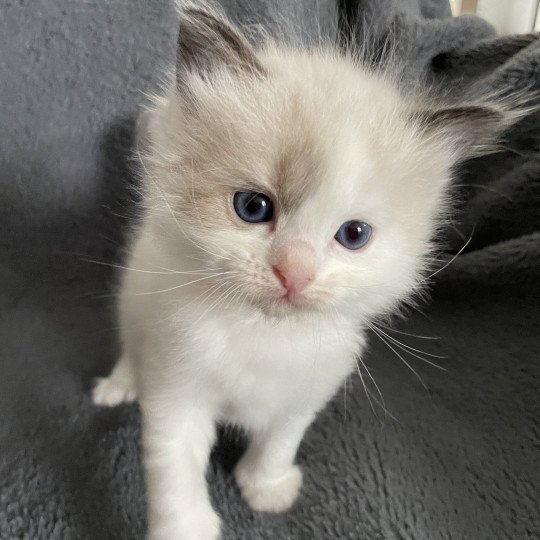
142,5,512,320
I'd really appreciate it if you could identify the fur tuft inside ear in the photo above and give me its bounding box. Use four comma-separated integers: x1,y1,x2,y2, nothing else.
175,1,264,93
412,104,519,161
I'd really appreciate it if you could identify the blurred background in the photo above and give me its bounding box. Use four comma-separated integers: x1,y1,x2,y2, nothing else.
450,0,540,33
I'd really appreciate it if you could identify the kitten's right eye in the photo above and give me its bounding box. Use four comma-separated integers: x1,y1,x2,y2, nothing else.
233,191,274,223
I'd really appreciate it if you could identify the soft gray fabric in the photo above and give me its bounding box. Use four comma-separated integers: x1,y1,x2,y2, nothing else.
1,1,538,539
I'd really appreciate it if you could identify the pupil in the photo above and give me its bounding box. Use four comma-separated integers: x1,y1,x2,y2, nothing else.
247,197,263,214
347,224,361,241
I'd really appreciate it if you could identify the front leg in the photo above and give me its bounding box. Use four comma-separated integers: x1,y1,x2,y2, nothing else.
142,401,219,540
234,413,315,513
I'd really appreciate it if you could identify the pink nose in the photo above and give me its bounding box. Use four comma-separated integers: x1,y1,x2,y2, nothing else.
272,241,315,296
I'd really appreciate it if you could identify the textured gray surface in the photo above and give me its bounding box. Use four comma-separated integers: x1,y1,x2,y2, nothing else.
1,0,539,539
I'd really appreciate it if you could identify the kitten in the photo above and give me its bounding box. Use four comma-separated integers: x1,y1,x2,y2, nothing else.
93,3,515,539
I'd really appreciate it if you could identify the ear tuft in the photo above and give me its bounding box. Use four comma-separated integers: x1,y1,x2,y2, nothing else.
175,1,264,93
412,104,518,161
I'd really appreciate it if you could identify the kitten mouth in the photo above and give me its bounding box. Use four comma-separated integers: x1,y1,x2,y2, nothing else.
279,296,297,307
253,289,320,316
281,290,296,303
276,289,310,309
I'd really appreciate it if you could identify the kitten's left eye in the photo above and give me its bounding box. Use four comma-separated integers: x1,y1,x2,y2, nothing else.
335,220,372,250
233,191,274,223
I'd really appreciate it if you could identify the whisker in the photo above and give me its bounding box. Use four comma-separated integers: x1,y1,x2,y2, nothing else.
352,357,397,422
193,282,240,325
325,306,390,422
425,225,476,280
357,355,387,411
374,322,440,341
369,325,427,389
166,279,231,320
219,282,245,312
370,324,446,360
372,329,447,371
81,258,225,276
223,282,246,311
354,358,377,418
195,284,235,324
134,272,236,296
236,287,252,314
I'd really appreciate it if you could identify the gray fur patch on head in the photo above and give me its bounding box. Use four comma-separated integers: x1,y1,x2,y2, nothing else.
273,107,327,214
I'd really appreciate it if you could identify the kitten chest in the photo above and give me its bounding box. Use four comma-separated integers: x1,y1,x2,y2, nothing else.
195,315,360,428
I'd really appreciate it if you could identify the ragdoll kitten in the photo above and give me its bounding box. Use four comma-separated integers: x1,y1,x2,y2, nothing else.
92,3,515,539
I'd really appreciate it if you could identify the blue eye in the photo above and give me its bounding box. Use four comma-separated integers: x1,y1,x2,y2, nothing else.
335,220,372,250
233,191,274,223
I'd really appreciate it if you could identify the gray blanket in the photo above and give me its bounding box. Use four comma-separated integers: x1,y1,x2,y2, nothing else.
1,1,538,538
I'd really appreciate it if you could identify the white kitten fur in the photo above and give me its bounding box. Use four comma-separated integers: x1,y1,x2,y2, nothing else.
93,4,514,539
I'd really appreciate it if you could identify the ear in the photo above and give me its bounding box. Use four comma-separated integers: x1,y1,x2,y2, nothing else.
175,2,264,92
412,104,516,161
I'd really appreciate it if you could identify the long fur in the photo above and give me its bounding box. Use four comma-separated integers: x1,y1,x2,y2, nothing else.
93,3,520,539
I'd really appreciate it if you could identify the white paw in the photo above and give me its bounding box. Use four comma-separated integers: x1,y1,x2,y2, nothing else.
92,376,136,407
149,508,221,540
235,463,303,513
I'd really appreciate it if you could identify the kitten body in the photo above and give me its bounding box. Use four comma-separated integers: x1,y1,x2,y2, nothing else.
97,223,361,539
93,4,515,539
